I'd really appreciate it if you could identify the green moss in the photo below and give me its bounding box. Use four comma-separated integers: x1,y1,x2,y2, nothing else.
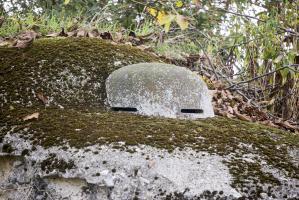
0,37,298,192
0,107,298,189
0,37,161,110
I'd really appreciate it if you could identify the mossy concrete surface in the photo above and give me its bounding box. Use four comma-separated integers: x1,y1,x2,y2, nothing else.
0,37,298,199
0,37,160,110
1,107,299,194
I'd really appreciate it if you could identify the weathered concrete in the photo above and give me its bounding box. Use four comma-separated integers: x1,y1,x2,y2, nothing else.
0,38,298,200
106,63,214,119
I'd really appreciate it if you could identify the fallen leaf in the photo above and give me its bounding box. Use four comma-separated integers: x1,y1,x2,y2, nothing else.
110,41,118,45
128,36,141,46
0,37,11,47
113,32,124,42
36,92,48,104
147,7,158,17
227,106,234,114
87,29,99,38
23,112,40,121
125,42,133,46
14,31,37,49
67,30,77,37
136,45,152,51
260,120,279,128
275,120,298,131
175,14,189,30
14,39,34,48
235,112,252,122
100,32,113,40
46,32,60,37
77,28,87,37
17,30,38,40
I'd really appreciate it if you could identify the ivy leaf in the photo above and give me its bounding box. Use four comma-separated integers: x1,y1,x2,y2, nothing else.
176,14,189,30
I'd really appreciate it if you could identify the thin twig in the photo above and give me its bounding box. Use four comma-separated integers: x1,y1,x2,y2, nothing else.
226,66,297,90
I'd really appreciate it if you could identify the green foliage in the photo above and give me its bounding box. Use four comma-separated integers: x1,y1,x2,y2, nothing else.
0,12,75,36
0,16,20,37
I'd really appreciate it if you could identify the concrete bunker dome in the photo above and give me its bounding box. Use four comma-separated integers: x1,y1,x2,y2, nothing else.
106,63,215,119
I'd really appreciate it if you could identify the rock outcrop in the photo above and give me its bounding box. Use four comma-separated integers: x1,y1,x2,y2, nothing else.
0,38,298,200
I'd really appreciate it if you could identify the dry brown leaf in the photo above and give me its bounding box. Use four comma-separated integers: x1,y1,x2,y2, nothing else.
87,29,99,38
260,120,279,128
0,38,11,47
46,32,60,37
67,30,77,37
221,90,228,99
227,106,234,114
226,112,235,119
17,30,38,40
23,112,40,121
113,32,124,43
77,28,88,37
275,120,298,131
232,106,251,121
136,45,152,51
217,98,223,104
226,91,234,100
125,42,133,46
14,31,37,48
213,81,225,89
235,112,252,122
100,32,113,40
233,94,244,102
110,41,118,45
209,90,217,97
13,31,38,48
36,92,48,104
14,39,33,48
46,28,67,37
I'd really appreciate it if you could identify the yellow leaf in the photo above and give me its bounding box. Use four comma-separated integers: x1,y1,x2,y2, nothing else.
158,14,175,32
164,21,172,32
147,7,175,33
64,0,71,5
175,1,183,8
176,15,189,30
147,7,158,17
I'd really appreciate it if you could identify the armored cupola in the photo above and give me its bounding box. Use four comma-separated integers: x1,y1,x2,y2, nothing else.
106,63,214,119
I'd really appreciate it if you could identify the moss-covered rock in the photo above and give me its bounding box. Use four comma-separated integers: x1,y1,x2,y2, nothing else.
0,37,161,110
0,37,298,199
